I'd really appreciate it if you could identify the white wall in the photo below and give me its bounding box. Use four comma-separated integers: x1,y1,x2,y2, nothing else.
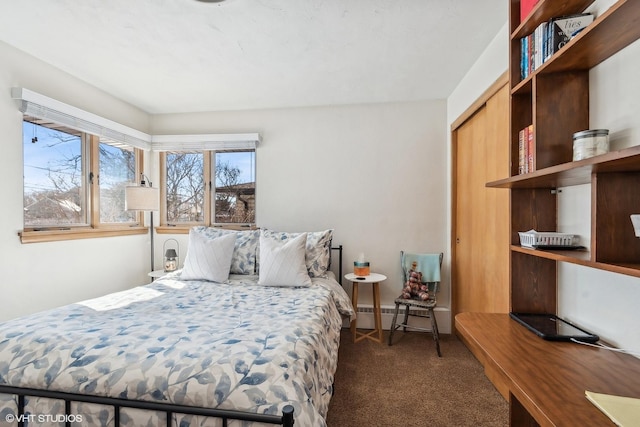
150,101,451,330
0,40,154,322
558,35,640,353
447,22,509,123
448,3,640,354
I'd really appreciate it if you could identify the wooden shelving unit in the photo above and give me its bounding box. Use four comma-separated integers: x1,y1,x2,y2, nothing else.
455,2,640,425
509,0,640,174
503,0,640,315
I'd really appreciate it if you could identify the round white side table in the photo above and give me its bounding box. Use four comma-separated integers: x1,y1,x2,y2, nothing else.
344,272,387,344
148,270,167,280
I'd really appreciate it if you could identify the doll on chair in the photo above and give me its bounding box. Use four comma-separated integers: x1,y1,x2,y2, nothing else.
401,260,429,301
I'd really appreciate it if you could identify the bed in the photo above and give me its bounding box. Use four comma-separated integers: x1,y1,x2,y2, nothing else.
0,227,354,426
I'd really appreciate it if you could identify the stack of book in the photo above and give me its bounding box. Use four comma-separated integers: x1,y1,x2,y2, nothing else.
518,125,534,175
520,13,593,80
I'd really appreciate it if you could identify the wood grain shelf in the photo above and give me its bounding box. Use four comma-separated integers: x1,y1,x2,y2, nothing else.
512,245,640,278
511,0,595,38
538,0,640,75
487,145,640,189
456,312,640,427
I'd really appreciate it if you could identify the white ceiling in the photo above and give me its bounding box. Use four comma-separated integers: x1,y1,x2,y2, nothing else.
0,0,507,114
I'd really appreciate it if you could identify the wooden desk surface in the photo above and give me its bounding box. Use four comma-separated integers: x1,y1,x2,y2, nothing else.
456,312,640,427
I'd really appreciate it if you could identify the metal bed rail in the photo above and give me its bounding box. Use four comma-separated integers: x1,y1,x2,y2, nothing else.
331,245,343,284
0,385,295,427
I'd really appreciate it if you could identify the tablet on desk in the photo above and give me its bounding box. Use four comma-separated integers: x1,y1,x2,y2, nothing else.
509,312,600,343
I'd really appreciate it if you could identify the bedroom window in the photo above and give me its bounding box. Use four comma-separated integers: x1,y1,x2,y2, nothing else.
21,118,144,242
165,152,206,223
160,149,256,228
214,150,256,224
98,140,137,224
23,120,87,227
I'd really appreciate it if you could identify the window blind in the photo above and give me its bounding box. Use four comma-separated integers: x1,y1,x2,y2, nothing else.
150,133,259,151
12,88,261,151
12,87,151,150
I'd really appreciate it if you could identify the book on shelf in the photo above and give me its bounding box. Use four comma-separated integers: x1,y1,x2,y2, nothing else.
527,33,533,77
520,23,546,78
520,37,527,80
517,125,535,175
518,128,526,174
520,13,594,80
546,13,594,61
527,124,534,173
534,22,547,73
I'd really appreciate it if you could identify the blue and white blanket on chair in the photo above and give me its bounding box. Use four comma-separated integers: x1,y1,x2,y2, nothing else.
402,253,441,282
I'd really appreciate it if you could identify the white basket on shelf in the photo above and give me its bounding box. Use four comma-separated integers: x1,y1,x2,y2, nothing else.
518,230,579,248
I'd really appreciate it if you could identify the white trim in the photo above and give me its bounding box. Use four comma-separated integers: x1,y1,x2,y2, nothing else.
151,133,260,151
12,87,152,150
345,305,452,334
11,88,261,151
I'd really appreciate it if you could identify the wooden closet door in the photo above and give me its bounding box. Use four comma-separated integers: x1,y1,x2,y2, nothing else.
453,83,510,316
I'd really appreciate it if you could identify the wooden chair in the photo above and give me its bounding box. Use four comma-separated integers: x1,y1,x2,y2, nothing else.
387,252,443,356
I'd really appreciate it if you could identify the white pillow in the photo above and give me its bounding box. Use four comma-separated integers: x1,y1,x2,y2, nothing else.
258,232,312,287
258,228,333,278
181,230,237,282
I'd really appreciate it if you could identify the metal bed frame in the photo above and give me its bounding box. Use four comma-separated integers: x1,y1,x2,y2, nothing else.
0,385,294,427
331,244,343,284
0,245,344,427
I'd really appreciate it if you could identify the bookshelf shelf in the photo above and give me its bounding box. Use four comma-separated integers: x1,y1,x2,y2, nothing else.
536,0,640,75
511,0,595,39
505,0,640,320
511,245,640,278
487,145,640,189
510,77,531,96
511,0,640,96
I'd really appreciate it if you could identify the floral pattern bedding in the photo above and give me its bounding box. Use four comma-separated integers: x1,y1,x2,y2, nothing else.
0,273,354,427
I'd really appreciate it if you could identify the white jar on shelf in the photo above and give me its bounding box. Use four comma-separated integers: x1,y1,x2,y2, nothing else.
572,129,609,160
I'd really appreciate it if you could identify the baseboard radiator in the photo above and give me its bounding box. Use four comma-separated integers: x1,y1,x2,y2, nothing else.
347,305,433,330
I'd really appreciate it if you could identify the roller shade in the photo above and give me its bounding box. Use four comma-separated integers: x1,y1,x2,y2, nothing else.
12,87,151,150
151,133,259,151
12,88,261,152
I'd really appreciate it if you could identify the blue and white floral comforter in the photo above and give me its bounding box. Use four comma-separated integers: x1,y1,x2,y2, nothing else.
0,273,354,426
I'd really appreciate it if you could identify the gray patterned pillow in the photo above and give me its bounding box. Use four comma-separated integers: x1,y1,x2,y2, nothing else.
258,228,333,278
192,227,259,275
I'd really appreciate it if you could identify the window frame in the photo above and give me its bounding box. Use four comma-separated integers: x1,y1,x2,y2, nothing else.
159,150,211,228
92,137,142,228
157,149,256,235
20,121,148,244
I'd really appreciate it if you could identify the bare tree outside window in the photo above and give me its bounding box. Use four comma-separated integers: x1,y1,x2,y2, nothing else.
23,121,86,227
166,152,205,223
99,142,136,223
23,120,140,229
162,149,255,226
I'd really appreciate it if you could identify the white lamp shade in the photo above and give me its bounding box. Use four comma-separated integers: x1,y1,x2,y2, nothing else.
125,186,159,211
